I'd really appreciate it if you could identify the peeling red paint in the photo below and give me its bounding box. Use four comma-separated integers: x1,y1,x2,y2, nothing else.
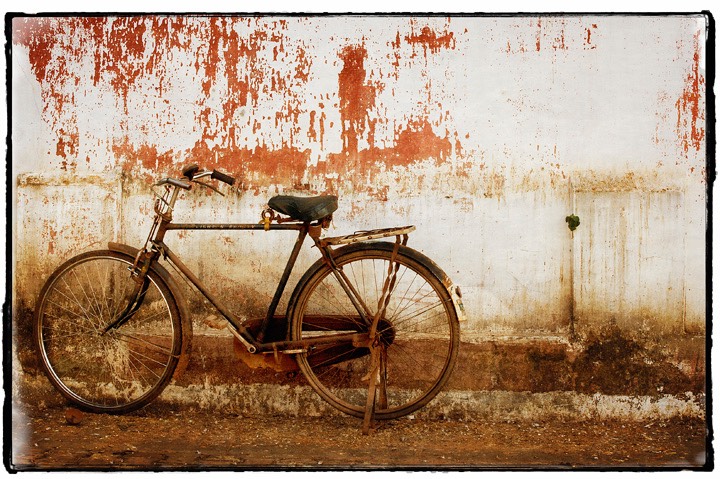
105,17,147,109
329,41,457,180
55,129,79,170
184,141,310,188
389,31,402,76
13,17,57,84
318,109,326,150
324,114,453,188
14,17,307,168
113,139,176,172
241,145,310,183
337,45,377,156
552,20,567,51
585,23,598,49
308,110,317,142
42,221,58,254
527,18,592,54
202,17,223,97
405,24,456,58
200,19,268,127
13,16,465,188
294,45,311,82
366,118,452,167
675,31,706,155
221,22,245,123
55,130,78,161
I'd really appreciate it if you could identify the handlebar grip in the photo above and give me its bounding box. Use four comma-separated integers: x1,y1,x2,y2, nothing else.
211,169,236,186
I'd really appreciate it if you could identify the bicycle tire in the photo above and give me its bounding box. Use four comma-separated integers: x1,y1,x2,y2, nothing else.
34,250,183,414
289,242,460,419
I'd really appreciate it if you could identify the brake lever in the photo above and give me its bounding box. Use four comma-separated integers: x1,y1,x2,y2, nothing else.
192,179,225,196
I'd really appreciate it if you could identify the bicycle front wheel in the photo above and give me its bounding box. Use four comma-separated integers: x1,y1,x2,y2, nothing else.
289,242,460,420
34,250,183,413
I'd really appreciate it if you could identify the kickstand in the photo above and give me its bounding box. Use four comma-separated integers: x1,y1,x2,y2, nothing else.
361,345,388,435
362,362,378,435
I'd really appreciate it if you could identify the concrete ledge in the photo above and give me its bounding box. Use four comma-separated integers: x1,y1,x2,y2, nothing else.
160,384,705,422
16,372,704,422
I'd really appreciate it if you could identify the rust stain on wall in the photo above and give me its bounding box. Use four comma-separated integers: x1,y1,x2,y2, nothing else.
184,141,311,189
208,19,270,125
675,30,705,156
43,221,57,254
14,17,84,146
17,15,702,205
105,17,148,110
240,145,310,186
330,20,459,181
13,17,313,185
55,130,79,164
552,21,567,51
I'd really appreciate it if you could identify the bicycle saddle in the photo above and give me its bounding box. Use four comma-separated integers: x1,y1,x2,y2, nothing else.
268,195,338,222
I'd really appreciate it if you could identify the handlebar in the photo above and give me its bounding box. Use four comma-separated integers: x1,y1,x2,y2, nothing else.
156,178,191,190
157,165,237,190
151,165,237,220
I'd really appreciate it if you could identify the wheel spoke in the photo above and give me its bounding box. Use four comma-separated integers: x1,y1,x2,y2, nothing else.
42,311,99,335
47,288,101,329
113,331,174,357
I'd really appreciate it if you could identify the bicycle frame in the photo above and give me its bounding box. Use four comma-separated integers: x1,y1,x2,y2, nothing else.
130,182,378,356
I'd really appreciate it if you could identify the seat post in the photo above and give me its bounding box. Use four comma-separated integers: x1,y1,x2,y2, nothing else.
255,224,309,343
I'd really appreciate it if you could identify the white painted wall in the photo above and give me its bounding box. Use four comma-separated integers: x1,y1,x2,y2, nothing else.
12,14,708,338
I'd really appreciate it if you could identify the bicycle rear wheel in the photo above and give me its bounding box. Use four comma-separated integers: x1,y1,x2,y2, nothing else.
34,250,183,413
289,242,460,419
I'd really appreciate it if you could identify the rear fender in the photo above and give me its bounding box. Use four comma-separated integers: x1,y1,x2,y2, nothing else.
286,241,465,336
357,242,466,323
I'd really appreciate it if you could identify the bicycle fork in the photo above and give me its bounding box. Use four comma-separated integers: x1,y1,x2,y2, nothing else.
102,248,156,334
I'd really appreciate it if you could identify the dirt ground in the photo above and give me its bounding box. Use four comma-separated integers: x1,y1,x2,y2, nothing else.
6,400,710,471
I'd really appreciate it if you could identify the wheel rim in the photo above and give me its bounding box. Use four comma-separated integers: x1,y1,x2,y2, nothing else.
37,255,179,411
294,251,457,418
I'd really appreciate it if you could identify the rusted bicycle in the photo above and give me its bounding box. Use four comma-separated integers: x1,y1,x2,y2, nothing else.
34,164,463,432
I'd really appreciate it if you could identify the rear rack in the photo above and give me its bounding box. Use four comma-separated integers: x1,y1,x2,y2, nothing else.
320,225,416,246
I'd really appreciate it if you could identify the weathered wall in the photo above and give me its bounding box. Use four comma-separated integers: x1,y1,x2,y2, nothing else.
12,15,708,344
